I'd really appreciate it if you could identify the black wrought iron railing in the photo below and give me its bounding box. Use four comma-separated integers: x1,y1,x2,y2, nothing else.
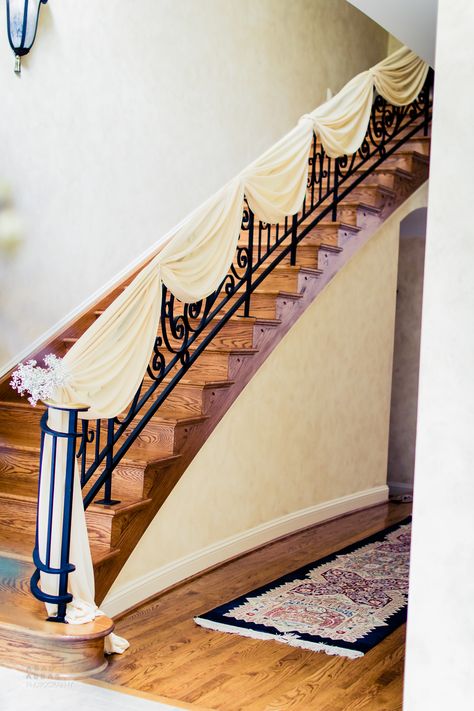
32,70,433,619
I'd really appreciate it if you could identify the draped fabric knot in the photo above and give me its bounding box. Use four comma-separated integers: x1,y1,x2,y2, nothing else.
298,113,315,128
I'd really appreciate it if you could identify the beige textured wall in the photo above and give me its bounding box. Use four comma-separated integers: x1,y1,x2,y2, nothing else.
109,184,429,599
0,0,388,369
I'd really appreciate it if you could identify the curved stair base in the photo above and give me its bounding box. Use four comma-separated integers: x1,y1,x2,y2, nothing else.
0,556,114,679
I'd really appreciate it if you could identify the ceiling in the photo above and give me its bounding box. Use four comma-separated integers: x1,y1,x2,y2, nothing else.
347,0,438,66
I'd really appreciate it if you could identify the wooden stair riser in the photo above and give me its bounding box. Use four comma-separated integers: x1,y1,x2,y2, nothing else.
345,184,395,210
144,380,233,417
301,223,359,248
166,318,256,351
238,219,354,246
146,350,258,384
258,243,320,268
0,406,43,448
404,136,430,156
0,624,110,678
356,170,414,195
126,415,205,456
335,202,382,229
0,495,146,551
254,267,307,293
135,285,285,321
0,451,139,516
83,460,148,501
0,448,39,495
382,151,429,177
0,426,177,504
169,348,231,381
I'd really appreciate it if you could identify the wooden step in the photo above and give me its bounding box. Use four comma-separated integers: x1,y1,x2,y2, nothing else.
250,241,320,268
165,315,256,351
0,521,120,570
0,433,180,502
163,284,292,320
333,201,382,227
0,555,114,678
239,220,359,249
144,377,235,417
381,150,429,178
344,183,396,210
0,484,152,549
203,289,302,320
166,345,259,384
404,134,430,156
254,265,320,293
347,166,414,194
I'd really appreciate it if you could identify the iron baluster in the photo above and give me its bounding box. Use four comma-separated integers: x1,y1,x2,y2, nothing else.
423,68,433,136
290,213,298,266
96,418,120,506
242,208,255,317
332,156,340,222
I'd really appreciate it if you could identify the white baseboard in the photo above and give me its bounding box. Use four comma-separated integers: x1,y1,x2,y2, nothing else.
101,484,388,619
388,480,414,495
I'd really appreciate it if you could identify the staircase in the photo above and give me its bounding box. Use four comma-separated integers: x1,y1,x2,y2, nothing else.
0,85,431,676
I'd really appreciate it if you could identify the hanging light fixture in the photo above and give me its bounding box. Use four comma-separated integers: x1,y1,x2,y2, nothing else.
6,0,48,75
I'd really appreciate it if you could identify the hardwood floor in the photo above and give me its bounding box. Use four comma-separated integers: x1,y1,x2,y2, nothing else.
93,502,411,710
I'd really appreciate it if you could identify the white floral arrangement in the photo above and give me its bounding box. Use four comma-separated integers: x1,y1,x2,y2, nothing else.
10,354,68,407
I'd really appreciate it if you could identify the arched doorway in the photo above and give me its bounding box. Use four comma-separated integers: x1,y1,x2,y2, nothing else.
387,207,427,496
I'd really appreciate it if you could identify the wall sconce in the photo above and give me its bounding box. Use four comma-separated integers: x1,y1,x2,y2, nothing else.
6,0,48,75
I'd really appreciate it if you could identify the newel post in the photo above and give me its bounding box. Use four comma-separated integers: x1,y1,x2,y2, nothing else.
30,403,89,623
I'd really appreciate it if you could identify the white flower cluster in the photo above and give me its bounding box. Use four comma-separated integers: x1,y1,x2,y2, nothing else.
10,354,68,407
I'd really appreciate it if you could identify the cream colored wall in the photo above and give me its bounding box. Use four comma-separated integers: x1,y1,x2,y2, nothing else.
0,0,388,369
107,184,429,607
404,1,474,707
387,34,404,55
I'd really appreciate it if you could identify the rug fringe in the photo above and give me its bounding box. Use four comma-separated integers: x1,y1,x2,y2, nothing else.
194,617,364,659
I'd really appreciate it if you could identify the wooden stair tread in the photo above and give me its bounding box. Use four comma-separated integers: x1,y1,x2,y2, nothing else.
0,530,119,568
316,220,361,231
335,201,381,212
160,376,235,389
346,182,396,194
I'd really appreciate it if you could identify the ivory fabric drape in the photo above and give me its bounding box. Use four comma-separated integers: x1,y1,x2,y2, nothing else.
23,46,428,651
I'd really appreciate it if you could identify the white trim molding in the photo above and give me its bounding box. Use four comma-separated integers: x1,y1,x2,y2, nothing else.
388,479,414,495
101,485,388,619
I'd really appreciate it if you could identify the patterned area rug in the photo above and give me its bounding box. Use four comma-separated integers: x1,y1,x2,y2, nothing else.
194,517,411,658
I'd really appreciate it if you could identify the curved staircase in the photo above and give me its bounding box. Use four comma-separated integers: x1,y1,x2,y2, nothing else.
0,123,430,676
